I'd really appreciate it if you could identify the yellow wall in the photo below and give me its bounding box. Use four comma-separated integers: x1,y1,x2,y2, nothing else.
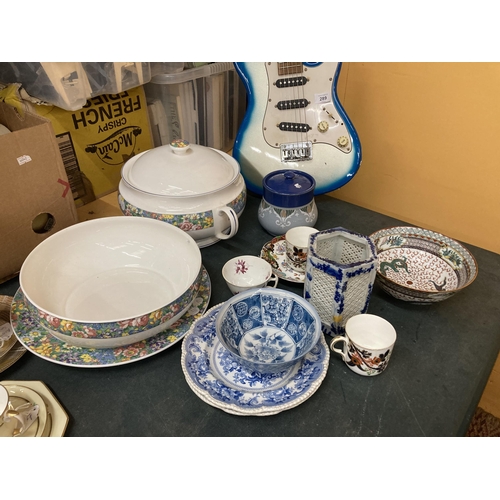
333,62,500,255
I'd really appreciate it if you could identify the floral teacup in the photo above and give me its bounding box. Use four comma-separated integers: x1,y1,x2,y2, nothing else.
222,255,278,295
330,314,397,376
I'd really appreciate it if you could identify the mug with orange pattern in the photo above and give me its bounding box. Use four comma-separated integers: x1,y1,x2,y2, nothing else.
330,314,397,376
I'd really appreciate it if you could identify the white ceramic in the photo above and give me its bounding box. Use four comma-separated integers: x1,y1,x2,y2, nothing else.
118,139,247,248
19,216,202,349
330,314,397,376
222,255,279,295
304,227,378,337
2,380,69,437
216,288,322,374
0,384,45,437
0,384,7,416
285,226,319,272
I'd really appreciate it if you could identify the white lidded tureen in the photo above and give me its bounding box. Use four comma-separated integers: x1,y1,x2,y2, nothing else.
118,139,247,248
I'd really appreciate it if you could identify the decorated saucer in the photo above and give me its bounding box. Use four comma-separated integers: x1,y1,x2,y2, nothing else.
11,267,211,368
260,236,305,284
0,384,47,437
3,380,69,437
181,304,329,416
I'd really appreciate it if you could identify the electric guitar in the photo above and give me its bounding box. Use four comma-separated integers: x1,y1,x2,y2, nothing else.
232,62,361,195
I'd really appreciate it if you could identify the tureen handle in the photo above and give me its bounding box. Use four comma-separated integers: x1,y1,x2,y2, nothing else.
215,206,239,240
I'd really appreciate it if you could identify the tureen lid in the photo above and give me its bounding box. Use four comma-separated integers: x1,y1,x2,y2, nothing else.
262,169,316,208
121,140,239,196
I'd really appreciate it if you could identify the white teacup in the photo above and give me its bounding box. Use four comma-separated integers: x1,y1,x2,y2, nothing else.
0,384,39,437
285,226,319,272
330,314,397,376
222,255,279,295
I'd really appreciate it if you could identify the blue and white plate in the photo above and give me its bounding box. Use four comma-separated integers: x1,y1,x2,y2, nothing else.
181,304,329,416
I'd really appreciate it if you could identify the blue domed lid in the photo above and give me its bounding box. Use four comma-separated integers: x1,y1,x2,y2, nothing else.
262,170,316,208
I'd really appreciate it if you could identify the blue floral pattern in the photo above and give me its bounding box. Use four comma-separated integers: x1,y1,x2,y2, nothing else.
181,305,329,414
217,290,320,369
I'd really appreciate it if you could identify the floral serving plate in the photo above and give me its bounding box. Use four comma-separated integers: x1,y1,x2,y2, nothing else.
10,267,211,368
260,236,305,284
181,304,329,416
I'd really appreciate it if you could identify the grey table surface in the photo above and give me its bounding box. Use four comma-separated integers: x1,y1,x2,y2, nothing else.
1,192,499,437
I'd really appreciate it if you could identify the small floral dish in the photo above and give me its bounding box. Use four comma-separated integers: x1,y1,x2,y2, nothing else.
215,288,322,374
260,236,305,283
369,226,478,304
181,304,329,416
19,216,202,349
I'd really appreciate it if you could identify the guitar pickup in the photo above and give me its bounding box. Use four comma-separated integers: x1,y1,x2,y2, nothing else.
277,98,309,110
280,141,313,162
275,76,307,88
278,122,312,132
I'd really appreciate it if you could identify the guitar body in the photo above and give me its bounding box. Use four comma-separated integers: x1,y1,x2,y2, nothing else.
233,62,361,195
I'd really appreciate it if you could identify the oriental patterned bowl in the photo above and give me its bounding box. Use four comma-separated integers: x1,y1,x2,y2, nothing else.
215,288,322,374
369,226,478,304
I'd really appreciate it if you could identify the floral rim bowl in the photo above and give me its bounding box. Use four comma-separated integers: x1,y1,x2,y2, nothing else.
215,288,322,374
369,226,478,304
19,216,202,349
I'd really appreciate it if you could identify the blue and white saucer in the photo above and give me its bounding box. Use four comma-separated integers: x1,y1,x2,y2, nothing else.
181,304,329,416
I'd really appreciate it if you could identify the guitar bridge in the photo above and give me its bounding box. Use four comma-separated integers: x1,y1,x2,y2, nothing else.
280,142,313,162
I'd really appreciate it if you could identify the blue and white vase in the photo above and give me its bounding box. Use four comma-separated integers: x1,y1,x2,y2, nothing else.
304,227,378,336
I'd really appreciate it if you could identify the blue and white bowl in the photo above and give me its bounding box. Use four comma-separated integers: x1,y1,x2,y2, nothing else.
215,288,322,374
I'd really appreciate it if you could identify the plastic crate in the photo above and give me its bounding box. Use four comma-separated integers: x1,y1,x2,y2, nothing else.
144,62,246,152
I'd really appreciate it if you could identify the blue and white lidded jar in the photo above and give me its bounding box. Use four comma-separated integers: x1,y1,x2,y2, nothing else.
258,170,318,236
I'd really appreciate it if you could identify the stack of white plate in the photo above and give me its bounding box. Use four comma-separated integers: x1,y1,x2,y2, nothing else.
0,380,69,437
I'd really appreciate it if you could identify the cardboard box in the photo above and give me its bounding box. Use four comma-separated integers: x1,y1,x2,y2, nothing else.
0,100,79,283
31,85,153,203
0,83,153,205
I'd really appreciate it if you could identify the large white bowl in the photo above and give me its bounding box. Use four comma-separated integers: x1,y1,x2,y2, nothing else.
19,216,202,348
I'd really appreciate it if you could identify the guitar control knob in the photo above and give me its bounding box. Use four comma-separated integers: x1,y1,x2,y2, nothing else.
337,136,349,148
317,120,329,133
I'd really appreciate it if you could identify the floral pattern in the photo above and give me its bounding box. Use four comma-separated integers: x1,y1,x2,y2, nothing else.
218,290,318,359
22,267,203,341
181,304,330,414
10,268,211,368
345,343,392,376
260,236,305,283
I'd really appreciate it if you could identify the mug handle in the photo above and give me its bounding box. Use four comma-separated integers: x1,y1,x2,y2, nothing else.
330,336,348,361
215,206,239,240
267,273,279,288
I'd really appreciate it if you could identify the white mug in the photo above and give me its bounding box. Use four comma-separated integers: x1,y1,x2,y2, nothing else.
285,226,319,272
330,314,397,376
222,255,279,294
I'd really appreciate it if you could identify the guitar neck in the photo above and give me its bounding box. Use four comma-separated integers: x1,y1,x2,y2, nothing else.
277,62,303,76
